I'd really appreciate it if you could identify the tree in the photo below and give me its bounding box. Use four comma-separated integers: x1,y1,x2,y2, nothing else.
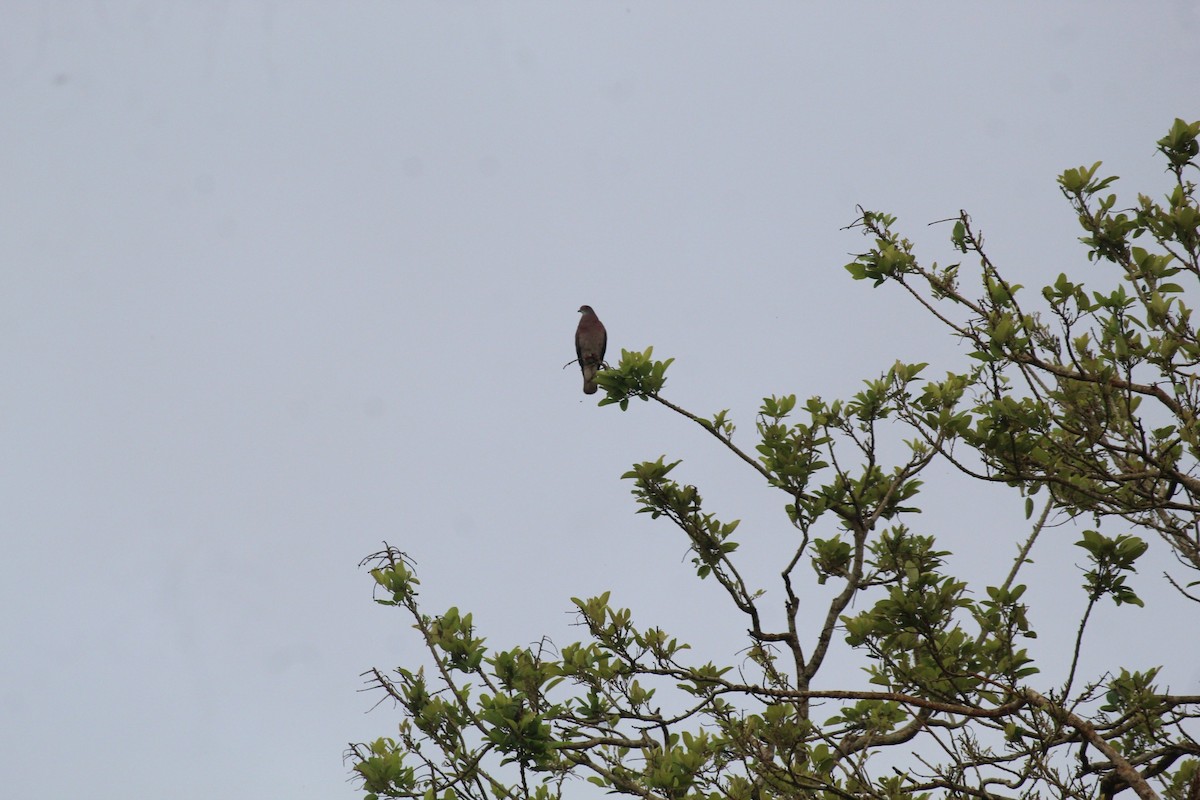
349,120,1200,800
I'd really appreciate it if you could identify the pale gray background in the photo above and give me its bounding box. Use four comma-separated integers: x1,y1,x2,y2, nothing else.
3,3,1198,798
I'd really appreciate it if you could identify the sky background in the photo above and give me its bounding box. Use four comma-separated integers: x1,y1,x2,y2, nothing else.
3,3,1199,798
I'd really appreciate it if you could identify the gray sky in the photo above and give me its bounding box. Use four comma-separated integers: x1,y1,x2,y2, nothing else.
3,3,1198,798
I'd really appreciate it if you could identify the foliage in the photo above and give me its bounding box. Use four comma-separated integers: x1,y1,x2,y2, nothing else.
349,120,1200,800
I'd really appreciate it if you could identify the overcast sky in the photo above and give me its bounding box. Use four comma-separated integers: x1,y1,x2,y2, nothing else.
3,3,1199,798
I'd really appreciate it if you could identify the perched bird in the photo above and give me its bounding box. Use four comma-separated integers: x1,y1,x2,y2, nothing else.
575,305,607,395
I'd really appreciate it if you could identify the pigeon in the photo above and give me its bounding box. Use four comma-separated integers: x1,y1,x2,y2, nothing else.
575,305,607,395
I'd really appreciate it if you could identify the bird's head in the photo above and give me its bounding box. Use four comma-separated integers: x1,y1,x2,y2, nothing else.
578,305,594,314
